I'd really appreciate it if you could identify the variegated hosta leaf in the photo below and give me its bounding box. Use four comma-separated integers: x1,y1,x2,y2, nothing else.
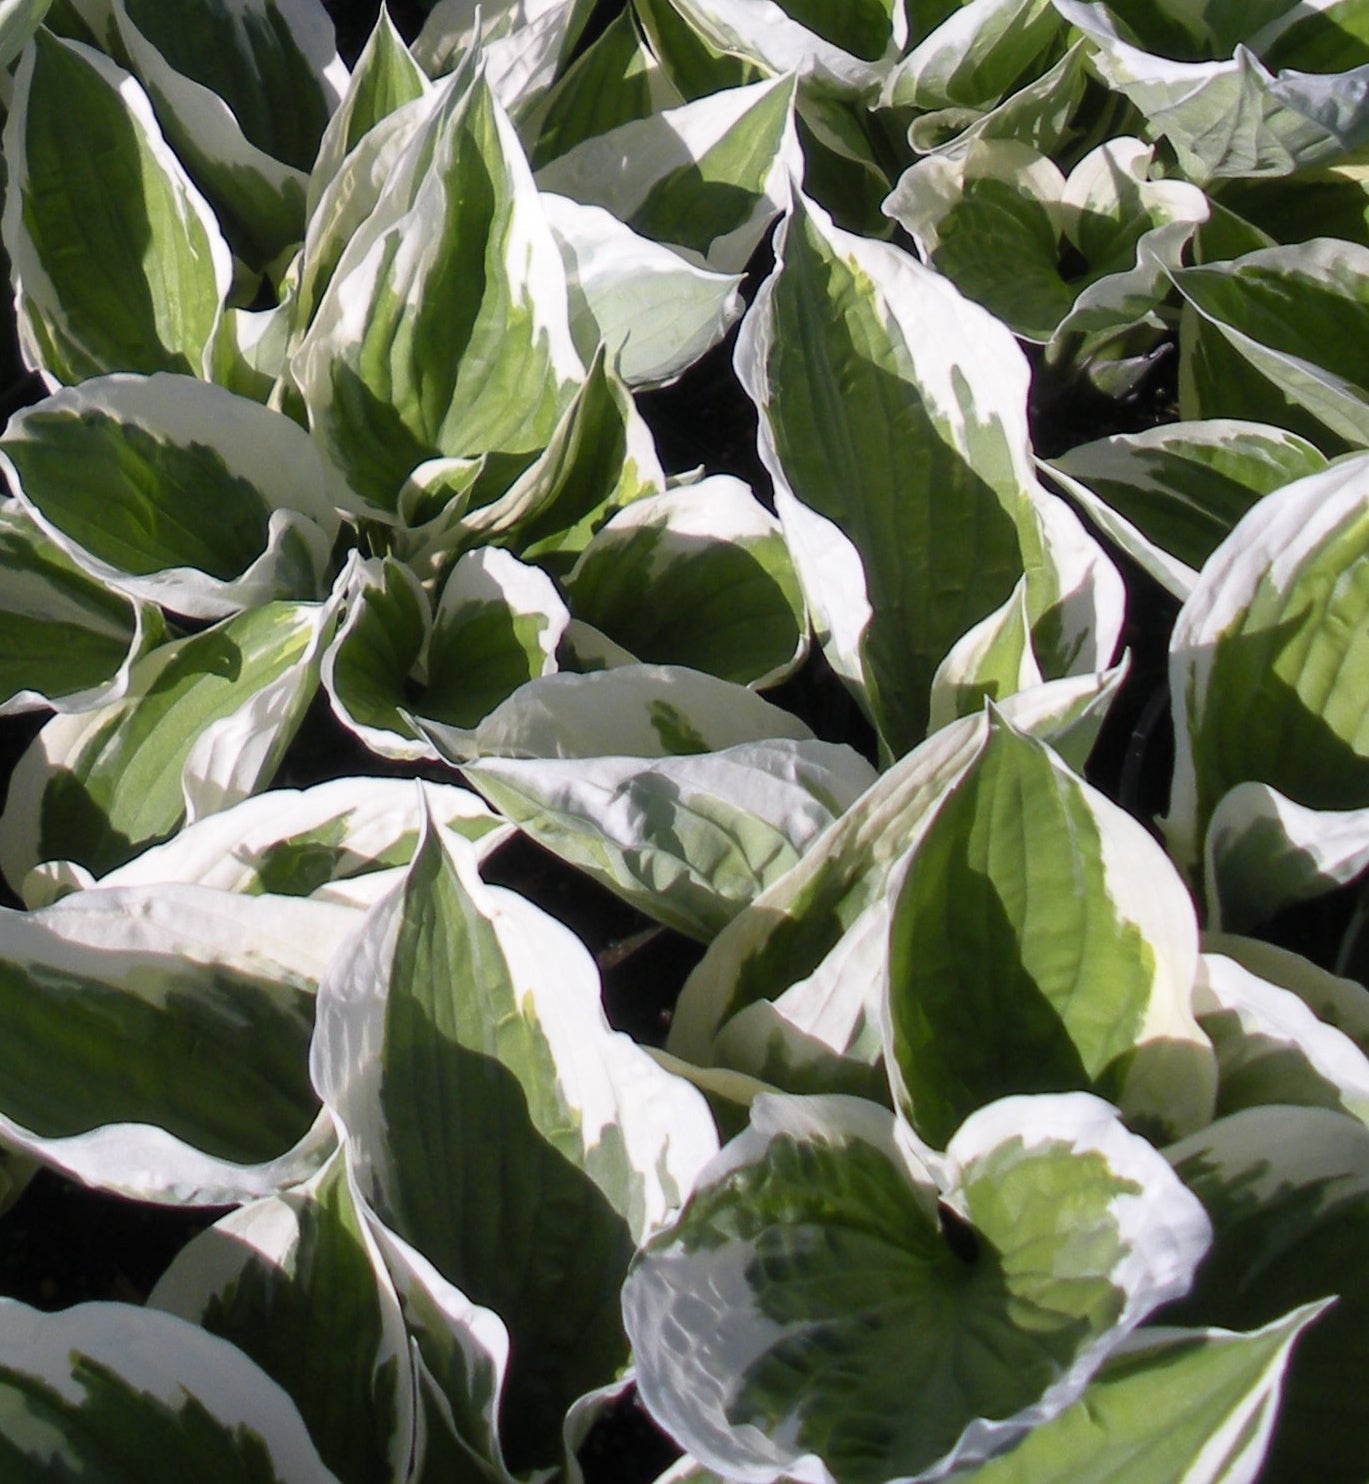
415,545,570,733
412,0,601,118
632,0,902,94
1206,781,1369,933
109,0,347,270
666,673,1127,1082
292,60,584,513
309,3,429,214
1173,237,1369,449
735,189,1047,757
950,1306,1328,1484
1053,0,1369,180
150,1150,413,1484
463,737,878,940
0,587,341,883
885,136,1206,347
291,86,447,350
397,346,666,573
0,1299,343,1482
522,3,684,168
322,556,433,762
0,881,352,1203
534,73,800,273
563,477,807,687
1194,951,1369,1126
74,776,512,900
310,816,718,1471
541,194,744,389
882,0,1065,114
323,550,570,762
0,0,50,67
883,708,1214,1147
1202,930,1369,1056
1048,419,1328,601
629,0,765,100
625,1091,1211,1484
1,28,231,386
417,662,815,764
0,501,164,715
0,373,343,619
1167,1105,1369,1482
902,33,1090,159
1164,452,1369,871
363,1214,515,1483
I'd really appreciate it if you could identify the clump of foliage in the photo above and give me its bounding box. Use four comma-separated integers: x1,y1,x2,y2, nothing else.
0,0,1367,1480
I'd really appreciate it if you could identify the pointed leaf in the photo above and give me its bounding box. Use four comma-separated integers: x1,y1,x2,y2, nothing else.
2,29,231,385
955,1306,1328,1484
151,1151,413,1484
1050,419,1327,600
534,73,800,272
883,709,1214,1146
542,194,743,389
309,3,428,212
736,189,1036,754
311,818,717,1471
293,64,583,512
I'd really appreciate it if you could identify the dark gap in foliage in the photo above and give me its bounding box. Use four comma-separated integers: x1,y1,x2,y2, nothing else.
1078,545,1179,829
577,1383,682,1484
0,1169,227,1310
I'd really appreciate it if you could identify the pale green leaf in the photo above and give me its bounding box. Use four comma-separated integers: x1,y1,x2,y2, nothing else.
463,737,876,940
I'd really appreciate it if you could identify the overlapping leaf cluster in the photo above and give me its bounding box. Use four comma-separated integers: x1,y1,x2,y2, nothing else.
0,0,1366,1479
